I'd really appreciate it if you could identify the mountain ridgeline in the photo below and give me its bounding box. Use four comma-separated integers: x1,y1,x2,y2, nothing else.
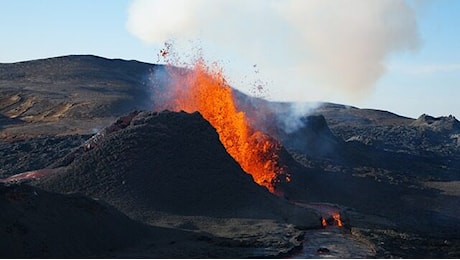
0,55,459,258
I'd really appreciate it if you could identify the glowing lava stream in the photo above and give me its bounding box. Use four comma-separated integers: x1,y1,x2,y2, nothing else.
333,213,344,227
153,59,289,192
321,213,343,227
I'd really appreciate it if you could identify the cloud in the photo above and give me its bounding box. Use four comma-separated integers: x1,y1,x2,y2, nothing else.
126,0,201,44
126,0,420,102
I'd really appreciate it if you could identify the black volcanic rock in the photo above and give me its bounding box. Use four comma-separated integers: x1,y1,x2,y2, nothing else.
412,114,460,132
275,114,344,160
35,110,319,227
0,183,153,258
315,102,413,128
0,135,89,178
315,105,460,157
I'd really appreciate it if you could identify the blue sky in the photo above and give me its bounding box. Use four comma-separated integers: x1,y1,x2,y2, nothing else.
364,0,460,119
0,0,459,119
0,0,151,62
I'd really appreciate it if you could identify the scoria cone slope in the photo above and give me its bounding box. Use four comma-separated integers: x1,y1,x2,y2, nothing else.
34,110,319,227
0,183,156,258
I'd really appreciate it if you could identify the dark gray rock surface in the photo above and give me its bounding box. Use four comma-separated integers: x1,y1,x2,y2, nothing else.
0,183,153,258
1,55,458,258
33,110,319,228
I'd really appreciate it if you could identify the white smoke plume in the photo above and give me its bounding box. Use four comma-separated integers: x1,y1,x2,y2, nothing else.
126,0,419,102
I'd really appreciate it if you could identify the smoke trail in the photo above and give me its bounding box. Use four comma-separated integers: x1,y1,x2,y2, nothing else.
276,0,420,98
126,0,419,102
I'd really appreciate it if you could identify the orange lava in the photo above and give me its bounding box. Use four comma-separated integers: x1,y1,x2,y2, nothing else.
332,213,343,227
321,213,343,227
321,217,327,227
154,59,288,192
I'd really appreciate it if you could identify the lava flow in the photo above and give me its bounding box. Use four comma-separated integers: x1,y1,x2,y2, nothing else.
332,213,344,227
152,58,288,192
321,213,344,227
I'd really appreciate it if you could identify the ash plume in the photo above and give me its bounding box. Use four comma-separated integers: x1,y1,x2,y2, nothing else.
126,0,420,102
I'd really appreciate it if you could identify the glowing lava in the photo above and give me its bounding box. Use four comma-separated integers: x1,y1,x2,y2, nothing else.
321,217,327,227
332,213,344,227
320,213,343,227
152,59,288,192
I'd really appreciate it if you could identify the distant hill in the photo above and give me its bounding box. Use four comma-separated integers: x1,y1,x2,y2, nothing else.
0,55,155,138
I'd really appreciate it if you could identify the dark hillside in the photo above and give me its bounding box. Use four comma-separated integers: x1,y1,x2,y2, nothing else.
0,183,153,258
35,110,319,227
1,55,458,257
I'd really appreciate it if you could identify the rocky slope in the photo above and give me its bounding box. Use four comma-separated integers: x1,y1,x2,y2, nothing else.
1,55,459,258
1,109,320,258
0,182,154,258
32,110,319,226
3,181,303,258
0,55,154,139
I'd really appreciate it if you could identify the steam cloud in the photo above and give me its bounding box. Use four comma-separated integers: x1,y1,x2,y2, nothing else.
126,0,419,102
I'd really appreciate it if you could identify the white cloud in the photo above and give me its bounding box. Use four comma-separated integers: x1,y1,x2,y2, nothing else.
126,0,420,102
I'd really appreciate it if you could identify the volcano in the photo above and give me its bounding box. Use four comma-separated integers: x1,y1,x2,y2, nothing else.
0,108,323,257
1,55,459,258
34,110,315,222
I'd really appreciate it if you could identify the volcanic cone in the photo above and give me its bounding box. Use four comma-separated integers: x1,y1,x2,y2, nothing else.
35,110,319,227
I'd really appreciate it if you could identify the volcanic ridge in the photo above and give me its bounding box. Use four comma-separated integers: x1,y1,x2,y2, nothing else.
1,55,459,258
3,109,320,257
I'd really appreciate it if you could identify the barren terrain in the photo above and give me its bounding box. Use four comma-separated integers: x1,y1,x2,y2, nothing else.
1,55,459,258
